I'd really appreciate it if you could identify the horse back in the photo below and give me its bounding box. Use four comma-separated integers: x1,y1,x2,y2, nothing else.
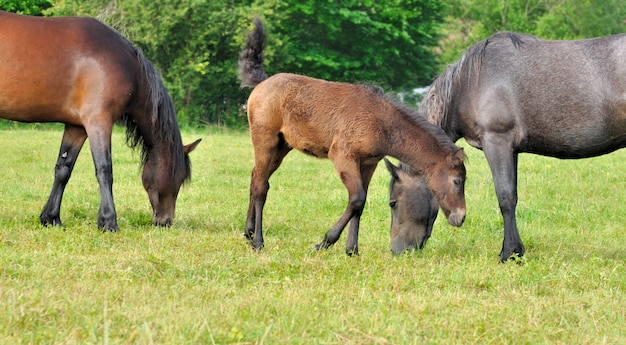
247,73,390,158
0,11,138,124
455,32,626,157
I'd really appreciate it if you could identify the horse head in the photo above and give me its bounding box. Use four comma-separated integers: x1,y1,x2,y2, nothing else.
427,148,466,227
385,159,439,254
142,139,201,226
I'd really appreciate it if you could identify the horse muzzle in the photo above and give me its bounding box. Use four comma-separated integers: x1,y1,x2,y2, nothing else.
152,216,173,227
447,209,466,227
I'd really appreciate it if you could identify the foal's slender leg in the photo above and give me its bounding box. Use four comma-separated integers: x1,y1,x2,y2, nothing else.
246,132,291,249
40,125,88,227
483,134,524,261
244,167,258,240
85,122,118,232
343,162,378,256
315,156,367,254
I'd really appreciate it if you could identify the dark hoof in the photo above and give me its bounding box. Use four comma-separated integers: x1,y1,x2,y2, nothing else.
500,246,525,263
315,241,332,251
99,223,119,233
345,248,359,256
244,229,254,241
250,236,264,250
152,218,173,227
40,215,63,227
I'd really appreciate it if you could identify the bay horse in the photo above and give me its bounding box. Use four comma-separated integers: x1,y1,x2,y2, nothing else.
384,158,438,255
238,18,466,255
0,11,201,231
408,32,626,261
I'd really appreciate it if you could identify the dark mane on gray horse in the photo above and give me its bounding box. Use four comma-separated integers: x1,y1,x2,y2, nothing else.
420,32,538,129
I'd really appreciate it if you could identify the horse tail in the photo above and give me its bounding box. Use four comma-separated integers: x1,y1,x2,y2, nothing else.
238,16,268,88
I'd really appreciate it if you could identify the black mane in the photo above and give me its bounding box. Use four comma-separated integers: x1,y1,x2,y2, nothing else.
122,46,190,182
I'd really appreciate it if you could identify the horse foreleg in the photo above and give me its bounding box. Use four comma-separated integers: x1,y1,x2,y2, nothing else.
483,135,525,262
40,125,88,227
85,125,118,232
316,157,367,256
344,163,378,255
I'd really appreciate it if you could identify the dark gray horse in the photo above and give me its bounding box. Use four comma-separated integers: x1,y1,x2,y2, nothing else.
384,158,438,255
403,32,626,261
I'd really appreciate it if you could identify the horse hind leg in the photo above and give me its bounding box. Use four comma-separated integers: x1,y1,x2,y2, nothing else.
40,125,88,227
245,132,291,249
244,168,258,241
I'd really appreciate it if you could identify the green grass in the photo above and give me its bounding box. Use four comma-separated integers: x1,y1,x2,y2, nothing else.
0,127,624,344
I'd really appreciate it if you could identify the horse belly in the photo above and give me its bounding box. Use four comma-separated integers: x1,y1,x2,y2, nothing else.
521,120,626,158
281,125,332,158
520,91,626,158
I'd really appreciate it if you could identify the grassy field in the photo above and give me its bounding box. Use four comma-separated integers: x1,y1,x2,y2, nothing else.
0,126,624,344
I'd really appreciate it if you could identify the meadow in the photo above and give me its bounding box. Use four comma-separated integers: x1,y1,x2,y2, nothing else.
0,126,624,344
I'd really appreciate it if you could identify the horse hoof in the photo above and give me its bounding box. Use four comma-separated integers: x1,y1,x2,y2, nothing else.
315,241,332,251
99,224,119,233
345,249,359,256
40,216,63,227
152,218,172,227
251,241,264,251
244,230,254,241
499,247,525,263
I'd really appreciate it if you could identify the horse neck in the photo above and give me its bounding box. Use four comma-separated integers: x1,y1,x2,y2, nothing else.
418,65,465,141
386,114,453,174
134,47,184,160
126,101,184,171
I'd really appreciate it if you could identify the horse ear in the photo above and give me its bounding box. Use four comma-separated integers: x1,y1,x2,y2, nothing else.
384,158,399,180
450,148,465,165
184,138,202,154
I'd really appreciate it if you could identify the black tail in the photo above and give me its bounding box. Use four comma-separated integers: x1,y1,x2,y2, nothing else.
238,17,268,88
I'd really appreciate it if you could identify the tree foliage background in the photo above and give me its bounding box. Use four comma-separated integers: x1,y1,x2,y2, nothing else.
439,0,626,66
3,0,626,127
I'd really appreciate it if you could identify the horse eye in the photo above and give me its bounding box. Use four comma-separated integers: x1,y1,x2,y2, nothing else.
389,200,397,208
453,178,462,186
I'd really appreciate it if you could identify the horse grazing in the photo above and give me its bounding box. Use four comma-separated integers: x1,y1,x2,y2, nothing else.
0,11,201,231
408,31,626,261
238,18,466,255
384,159,438,255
